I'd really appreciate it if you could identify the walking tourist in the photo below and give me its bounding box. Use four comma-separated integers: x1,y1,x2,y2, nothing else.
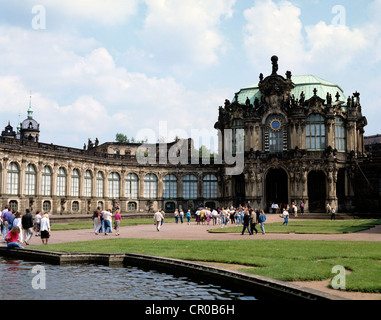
300,200,305,215
293,202,298,217
1,206,10,237
195,208,201,225
326,203,331,214
230,208,235,224
241,210,253,235
249,208,258,234
216,209,221,225
186,209,191,225
331,207,336,220
220,208,226,228
34,211,42,237
21,209,34,245
40,213,50,245
114,209,122,235
200,208,206,224
5,226,23,248
12,211,23,243
102,209,113,235
7,210,15,234
180,209,184,224
206,208,211,225
93,207,101,235
258,209,266,235
282,208,289,226
153,210,164,231
160,208,165,226
174,209,179,224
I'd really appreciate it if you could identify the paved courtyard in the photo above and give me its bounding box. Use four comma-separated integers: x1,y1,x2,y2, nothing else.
20,214,381,245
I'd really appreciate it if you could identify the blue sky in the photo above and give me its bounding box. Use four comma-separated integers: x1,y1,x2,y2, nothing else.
0,0,380,149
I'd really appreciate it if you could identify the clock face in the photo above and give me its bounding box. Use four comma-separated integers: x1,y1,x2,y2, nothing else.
270,119,282,131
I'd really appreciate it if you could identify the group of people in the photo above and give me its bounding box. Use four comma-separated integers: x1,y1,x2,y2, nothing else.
215,206,268,235
270,201,303,216
0,206,51,248
158,206,269,235
92,207,122,235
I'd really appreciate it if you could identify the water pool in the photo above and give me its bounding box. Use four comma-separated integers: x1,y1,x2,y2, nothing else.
0,257,256,300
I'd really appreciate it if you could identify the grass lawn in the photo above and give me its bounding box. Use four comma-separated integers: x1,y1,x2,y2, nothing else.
209,219,381,234
35,238,381,294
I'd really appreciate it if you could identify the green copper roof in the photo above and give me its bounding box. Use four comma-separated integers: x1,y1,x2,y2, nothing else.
235,75,346,106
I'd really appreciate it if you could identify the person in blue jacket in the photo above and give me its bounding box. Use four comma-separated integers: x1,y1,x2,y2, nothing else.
258,209,266,235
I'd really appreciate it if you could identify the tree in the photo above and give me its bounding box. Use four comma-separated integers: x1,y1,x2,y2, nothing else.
115,133,148,144
197,145,215,159
115,133,129,143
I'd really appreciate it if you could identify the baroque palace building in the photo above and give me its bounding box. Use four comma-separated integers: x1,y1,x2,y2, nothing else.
0,56,371,215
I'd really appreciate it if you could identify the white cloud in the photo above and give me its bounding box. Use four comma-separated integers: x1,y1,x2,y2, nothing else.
32,0,140,25
243,0,370,75
140,0,236,72
304,22,368,68
0,24,223,147
243,0,305,73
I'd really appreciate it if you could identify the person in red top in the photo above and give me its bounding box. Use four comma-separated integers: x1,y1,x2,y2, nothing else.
114,210,122,236
5,226,23,248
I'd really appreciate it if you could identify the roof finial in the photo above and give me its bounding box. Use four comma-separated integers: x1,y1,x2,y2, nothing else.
28,92,33,119
271,55,278,75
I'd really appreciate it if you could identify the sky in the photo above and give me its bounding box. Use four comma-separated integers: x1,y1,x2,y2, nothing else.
0,0,380,150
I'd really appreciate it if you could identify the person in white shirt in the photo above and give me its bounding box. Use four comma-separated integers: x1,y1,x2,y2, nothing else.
40,213,50,244
153,210,164,231
102,209,113,235
34,211,42,236
282,208,289,226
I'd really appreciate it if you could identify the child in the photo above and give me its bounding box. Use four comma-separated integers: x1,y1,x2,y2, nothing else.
5,226,23,248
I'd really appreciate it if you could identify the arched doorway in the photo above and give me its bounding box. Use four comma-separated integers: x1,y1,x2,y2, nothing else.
265,168,288,211
233,173,245,207
308,171,326,212
336,168,346,213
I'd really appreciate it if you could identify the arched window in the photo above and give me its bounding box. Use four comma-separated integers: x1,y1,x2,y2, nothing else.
57,167,67,196
203,174,217,199
71,169,80,197
72,201,80,212
9,200,18,211
306,114,326,150
96,172,104,198
128,202,137,211
7,162,19,195
41,166,52,196
163,174,177,199
43,200,51,212
126,173,138,199
108,172,120,198
84,170,93,198
183,175,197,200
265,115,287,153
25,164,36,196
335,117,346,152
231,119,244,154
144,174,157,198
